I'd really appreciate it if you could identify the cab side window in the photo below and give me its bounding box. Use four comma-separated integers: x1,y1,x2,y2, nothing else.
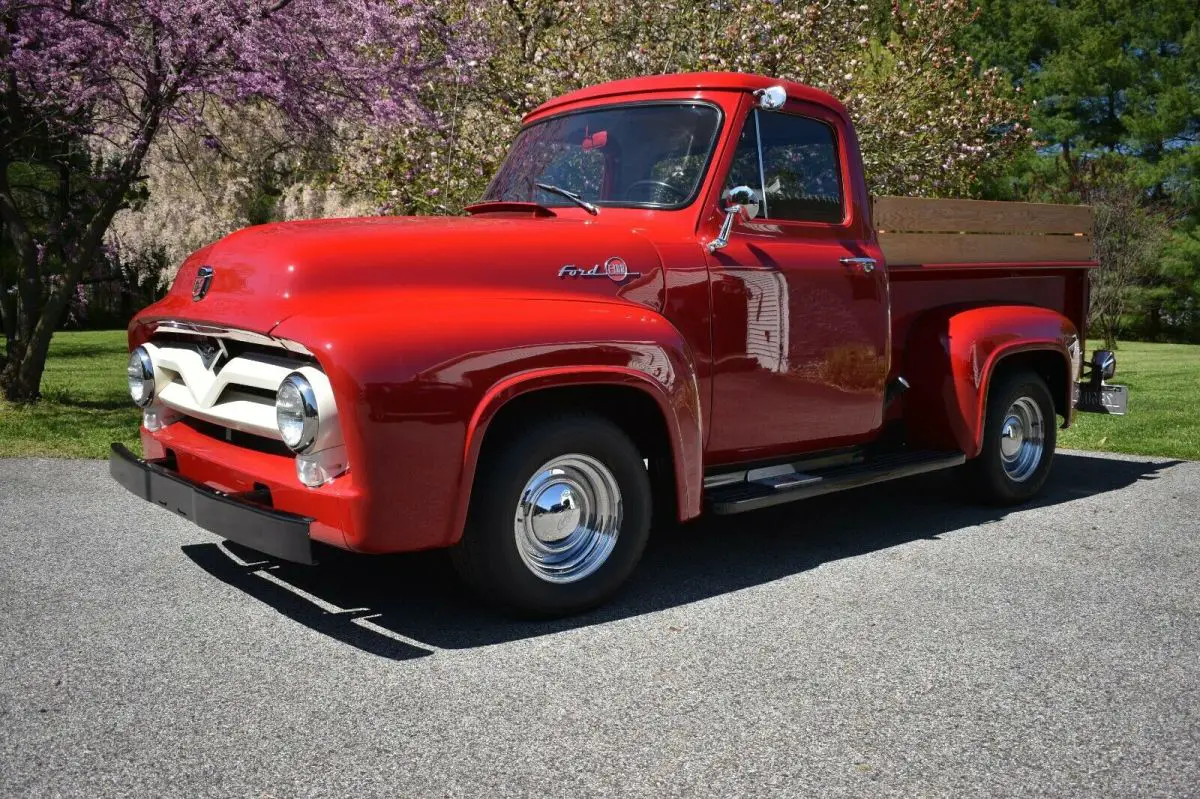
724,112,763,200
726,110,845,224
758,112,843,223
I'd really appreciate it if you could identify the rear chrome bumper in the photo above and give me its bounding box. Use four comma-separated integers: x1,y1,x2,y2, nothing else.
109,443,315,564
1073,381,1129,415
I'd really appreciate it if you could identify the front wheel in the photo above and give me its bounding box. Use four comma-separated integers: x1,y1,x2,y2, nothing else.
964,370,1057,505
451,415,651,617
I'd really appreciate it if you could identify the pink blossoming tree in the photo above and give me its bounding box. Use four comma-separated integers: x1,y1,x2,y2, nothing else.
0,0,478,401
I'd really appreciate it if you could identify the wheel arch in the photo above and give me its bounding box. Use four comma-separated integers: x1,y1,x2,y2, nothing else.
979,345,1073,446
902,305,1078,458
452,367,704,546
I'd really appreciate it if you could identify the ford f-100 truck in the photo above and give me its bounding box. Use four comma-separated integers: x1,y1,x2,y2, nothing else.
111,73,1127,616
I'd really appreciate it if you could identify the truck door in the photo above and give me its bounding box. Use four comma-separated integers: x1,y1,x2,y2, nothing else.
705,102,889,462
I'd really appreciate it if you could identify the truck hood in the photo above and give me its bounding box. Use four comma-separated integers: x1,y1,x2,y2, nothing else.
141,215,667,335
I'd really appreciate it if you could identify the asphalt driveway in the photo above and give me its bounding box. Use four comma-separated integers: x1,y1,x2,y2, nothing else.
1,451,1198,797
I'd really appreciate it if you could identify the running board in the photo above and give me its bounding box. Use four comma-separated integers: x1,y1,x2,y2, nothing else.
706,450,966,515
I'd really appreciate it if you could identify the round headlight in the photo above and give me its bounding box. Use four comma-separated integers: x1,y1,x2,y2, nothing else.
276,373,319,452
127,347,155,408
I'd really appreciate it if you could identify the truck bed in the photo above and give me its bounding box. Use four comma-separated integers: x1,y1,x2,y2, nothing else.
873,196,1094,265
872,196,1096,402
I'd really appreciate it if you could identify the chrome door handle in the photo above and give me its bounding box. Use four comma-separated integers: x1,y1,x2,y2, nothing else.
840,257,877,273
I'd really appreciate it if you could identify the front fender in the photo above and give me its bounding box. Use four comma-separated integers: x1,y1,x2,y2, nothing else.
457,355,704,543
903,305,1078,457
271,292,702,553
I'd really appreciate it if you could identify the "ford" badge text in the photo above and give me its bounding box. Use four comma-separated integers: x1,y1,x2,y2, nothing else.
558,257,641,283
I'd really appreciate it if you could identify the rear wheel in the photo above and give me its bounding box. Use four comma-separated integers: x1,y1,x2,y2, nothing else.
965,370,1057,505
452,415,651,617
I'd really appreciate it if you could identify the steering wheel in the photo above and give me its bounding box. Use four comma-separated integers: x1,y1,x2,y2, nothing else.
623,180,687,203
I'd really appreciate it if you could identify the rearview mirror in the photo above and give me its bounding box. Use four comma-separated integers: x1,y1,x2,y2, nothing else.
708,185,761,253
582,130,608,151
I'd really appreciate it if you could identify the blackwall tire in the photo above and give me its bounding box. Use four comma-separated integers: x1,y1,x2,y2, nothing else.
965,370,1057,505
451,415,651,617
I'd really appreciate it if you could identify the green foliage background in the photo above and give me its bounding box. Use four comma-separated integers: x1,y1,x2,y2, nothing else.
965,0,1200,344
5,0,1196,346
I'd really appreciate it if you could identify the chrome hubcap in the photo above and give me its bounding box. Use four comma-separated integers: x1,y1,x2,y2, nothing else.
999,396,1045,482
514,454,622,584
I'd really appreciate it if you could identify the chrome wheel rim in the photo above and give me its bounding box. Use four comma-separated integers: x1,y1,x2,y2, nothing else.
514,454,622,584
999,396,1045,482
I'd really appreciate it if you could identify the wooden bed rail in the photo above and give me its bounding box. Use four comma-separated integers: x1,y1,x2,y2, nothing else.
872,196,1094,265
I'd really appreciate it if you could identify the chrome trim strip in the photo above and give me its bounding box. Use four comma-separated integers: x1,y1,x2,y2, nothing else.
703,471,747,489
839,256,877,273
149,320,313,357
753,109,769,219
703,451,865,491
143,342,341,450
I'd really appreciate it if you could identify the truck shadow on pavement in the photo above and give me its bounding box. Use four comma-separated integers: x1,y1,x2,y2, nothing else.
182,452,1179,661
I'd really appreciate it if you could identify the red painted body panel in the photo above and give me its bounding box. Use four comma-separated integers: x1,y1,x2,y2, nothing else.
700,92,890,463
139,421,359,549
266,297,703,551
525,72,849,126
130,72,1096,554
900,304,1079,456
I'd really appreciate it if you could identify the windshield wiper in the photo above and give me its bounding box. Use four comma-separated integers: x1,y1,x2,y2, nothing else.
535,183,599,216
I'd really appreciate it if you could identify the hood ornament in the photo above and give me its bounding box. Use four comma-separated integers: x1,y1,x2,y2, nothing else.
558,257,641,283
192,265,214,301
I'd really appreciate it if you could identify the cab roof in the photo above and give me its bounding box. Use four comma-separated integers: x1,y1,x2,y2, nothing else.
524,72,847,124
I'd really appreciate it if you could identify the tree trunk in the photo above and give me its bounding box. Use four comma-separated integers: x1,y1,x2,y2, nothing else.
1,258,87,401
0,223,108,401
1147,304,1162,342
0,107,160,402
1062,140,1077,196
0,159,42,400
0,307,52,400
1,256,88,401
0,285,14,368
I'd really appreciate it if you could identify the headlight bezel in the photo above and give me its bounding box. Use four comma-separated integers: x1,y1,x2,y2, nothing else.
276,372,320,452
127,346,155,408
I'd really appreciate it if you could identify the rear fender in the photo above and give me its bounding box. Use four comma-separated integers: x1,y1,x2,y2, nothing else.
903,305,1078,457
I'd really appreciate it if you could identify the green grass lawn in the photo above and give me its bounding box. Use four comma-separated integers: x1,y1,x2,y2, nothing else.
0,330,140,459
1,331,1198,460
1057,340,1200,460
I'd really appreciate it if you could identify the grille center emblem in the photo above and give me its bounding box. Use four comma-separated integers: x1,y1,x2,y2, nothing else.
192,265,214,301
196,338,228,372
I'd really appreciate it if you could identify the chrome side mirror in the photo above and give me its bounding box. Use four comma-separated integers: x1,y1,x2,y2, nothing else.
726,185,761,219
754,85,787,111
708,186,761,253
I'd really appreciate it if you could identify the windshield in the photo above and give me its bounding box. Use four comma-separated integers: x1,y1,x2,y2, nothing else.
482,103,722,209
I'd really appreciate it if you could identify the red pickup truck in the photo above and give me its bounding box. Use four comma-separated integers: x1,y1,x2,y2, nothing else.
111,72,1126,616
